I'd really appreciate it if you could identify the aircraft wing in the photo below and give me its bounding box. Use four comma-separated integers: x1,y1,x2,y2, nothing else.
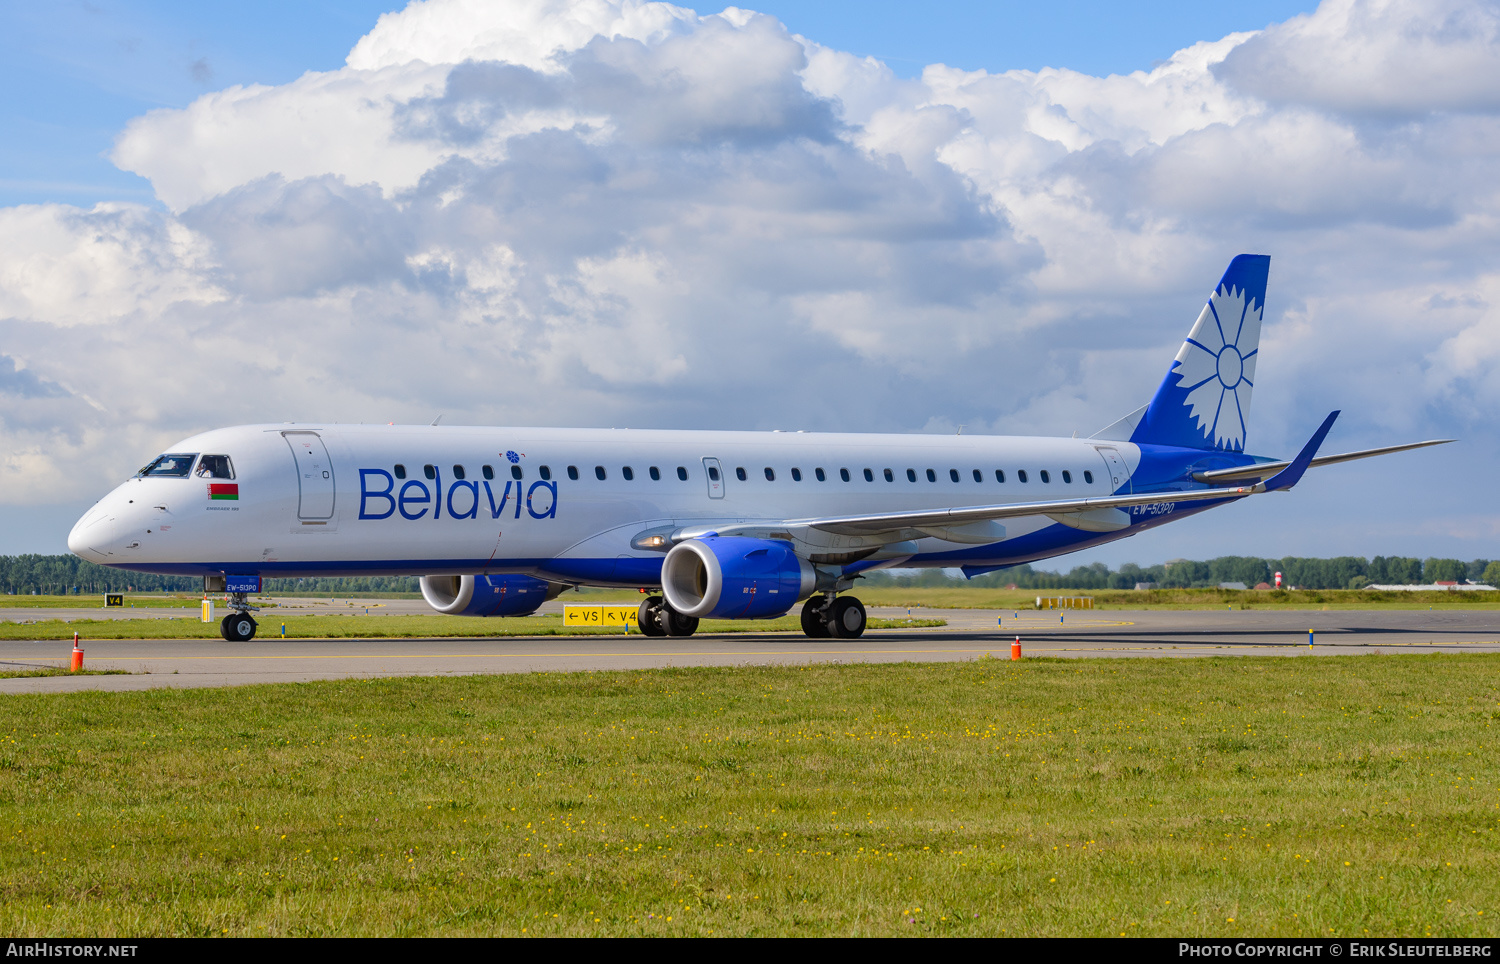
662,482,1260,545
785,483,1258,536
670,412,1343,546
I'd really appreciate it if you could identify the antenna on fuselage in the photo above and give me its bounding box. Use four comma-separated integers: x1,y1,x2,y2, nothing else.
431,414,444,426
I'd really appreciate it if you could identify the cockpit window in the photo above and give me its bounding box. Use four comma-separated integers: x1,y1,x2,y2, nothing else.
195,455,235,479
137,453,198,478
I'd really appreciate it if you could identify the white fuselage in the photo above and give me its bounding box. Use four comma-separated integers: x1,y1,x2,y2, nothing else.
68,423,1144,583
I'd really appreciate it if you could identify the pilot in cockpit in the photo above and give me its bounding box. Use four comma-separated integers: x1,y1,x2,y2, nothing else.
195,455,235,479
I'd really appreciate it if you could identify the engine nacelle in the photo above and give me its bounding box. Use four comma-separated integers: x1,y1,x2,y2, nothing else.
661,537,815,619
420,574,564,617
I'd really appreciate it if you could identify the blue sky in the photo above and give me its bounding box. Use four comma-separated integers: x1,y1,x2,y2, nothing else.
1,0,1496,569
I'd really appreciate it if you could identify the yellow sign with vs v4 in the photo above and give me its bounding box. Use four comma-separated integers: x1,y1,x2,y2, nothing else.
563,604,639,628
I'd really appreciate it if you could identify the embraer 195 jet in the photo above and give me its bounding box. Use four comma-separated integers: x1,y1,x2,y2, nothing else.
69,255,1447,641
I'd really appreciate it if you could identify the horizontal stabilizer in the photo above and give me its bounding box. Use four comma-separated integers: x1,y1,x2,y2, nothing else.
1192,438,1454,483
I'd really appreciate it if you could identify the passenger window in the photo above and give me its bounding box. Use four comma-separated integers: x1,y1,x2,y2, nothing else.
736,467,747,481
677,466,688,481
791,468,802,481
595,466,606,480
138,453,198,478
926,469,936,482
1018,470,1028,483
395,464,408,480
883,468,894,482
972,469,982,483
452,465,466,480
840,468,851,482
622,466,634,481
949,469,960,483
424,465,436,480
906,469,917,482
567,466,579,481
996,470,1006,483
815,468,826,481
196,455,235,479
1062,470,1072,483
709,466,720,482
649,466,660,481
1084,470,1094,484
863,468,874,482
511,465,523,480
764,467,776,481
1040,470,1050,483
480,465,492,480
540,465,551,481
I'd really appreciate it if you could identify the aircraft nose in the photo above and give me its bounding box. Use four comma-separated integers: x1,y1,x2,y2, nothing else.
68,505,114,561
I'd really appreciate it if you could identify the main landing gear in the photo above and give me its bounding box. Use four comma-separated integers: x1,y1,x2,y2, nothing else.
219,592,260,641
637,596,699,637
800,593,866,639
635,593,867,639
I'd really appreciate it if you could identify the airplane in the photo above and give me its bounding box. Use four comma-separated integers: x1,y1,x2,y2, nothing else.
68,254,1449,641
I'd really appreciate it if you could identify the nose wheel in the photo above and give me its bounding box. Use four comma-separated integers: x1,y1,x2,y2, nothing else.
219,590,260,641
221,612,258,642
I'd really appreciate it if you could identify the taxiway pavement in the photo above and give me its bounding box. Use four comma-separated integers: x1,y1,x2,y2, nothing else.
3,606,1497,694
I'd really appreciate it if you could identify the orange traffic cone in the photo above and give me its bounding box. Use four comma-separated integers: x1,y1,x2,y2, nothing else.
71,633,83,672
1010,637,1021,660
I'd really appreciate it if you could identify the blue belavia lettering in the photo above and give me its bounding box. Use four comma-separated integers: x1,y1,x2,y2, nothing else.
359,471,557,522
69,255,1452,642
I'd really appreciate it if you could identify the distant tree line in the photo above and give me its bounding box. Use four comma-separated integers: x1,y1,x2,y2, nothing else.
0,556,421,595
864,556,1500,591
4,553,1497,596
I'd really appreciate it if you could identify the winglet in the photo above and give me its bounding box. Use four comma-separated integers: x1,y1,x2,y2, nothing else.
1258,411,1339,492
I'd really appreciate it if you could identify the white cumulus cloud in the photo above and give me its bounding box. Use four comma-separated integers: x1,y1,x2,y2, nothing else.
1,0,1497,562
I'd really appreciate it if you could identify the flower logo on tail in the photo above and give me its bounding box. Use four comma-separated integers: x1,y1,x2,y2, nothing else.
1171,284,1261,451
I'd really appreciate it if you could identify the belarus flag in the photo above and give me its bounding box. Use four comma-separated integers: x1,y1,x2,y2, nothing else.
208,483,239,501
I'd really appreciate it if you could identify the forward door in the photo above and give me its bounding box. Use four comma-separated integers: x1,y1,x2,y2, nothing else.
284,432,336,521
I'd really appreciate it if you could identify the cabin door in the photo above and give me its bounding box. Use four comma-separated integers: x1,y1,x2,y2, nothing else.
1093,445,1132,494
283,432,336,521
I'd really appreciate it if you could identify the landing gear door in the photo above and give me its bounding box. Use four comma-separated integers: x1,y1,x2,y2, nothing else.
1093,445,1132,494
283,432,336,523
702,458,725,499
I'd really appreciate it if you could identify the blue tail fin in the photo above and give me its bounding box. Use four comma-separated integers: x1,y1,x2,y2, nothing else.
1129,254,1270,452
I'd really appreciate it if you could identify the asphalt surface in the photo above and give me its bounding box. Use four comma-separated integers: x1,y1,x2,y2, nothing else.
4,605,1498,694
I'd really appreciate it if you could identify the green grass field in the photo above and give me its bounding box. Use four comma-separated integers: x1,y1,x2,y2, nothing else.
2,656,1497,936
855,587,1500,611
0,594,206,609
0,614,945,641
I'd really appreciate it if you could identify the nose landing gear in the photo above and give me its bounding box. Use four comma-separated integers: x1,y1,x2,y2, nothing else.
221,612,258,642
219,592,260,641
